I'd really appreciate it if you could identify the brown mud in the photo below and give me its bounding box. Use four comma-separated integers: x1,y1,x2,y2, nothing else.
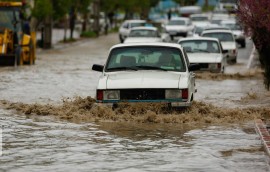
1,96,269,125
220,147,264,157
196,69,263,80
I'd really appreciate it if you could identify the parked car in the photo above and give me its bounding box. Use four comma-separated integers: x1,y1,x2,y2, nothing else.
119,20,146,43
178,37,227,73
220,20,246,48
164,17,194,40
201,30,238,63
124,26,171,43
92,43,200,108
189,13,210,27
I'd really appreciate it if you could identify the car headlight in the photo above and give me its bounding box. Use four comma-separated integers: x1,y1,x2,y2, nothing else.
104,90,120,100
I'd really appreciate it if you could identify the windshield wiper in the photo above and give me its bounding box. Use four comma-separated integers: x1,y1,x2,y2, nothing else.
136,65,168,71
194,49,210,53
106,66,138,71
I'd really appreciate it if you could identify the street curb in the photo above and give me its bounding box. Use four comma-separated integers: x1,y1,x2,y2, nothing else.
36,38,93,53
254,119,270,156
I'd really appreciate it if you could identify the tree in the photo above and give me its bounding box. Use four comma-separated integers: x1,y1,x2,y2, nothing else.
32,0,53,49
237,0,270,90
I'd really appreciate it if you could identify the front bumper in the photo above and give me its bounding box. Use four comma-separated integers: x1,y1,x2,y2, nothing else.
96,99,191,108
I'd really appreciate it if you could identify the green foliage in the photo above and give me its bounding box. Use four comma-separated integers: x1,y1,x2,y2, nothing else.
202,5,214,12
51,0,72,20
32,0,53,20
80,31,97,38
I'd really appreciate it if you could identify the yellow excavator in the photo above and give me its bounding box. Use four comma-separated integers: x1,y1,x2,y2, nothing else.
0,1,36,66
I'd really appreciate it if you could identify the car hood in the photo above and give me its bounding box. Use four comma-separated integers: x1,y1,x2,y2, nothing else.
124,37,162,43
187,53,222,63
106,71,181,89
165,25,188,31
221,42,236,50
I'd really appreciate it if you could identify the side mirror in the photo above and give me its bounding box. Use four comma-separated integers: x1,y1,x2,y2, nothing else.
222,50,228,54
92,64,104,72
188,63,200,71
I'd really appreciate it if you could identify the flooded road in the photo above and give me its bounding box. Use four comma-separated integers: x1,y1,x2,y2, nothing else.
0,33,270,171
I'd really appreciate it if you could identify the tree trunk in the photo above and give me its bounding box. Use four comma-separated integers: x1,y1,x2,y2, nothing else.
93,0,100,36
82,12,88,32
43,16,52,49
64,14,68,42
69,6,76,40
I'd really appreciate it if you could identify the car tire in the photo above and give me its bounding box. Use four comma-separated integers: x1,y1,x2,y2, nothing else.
241,41,246,48
231,58,237,64
119,35,124,43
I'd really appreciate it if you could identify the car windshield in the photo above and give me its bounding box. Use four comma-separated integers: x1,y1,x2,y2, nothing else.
106,46,186,72
0,9,21,31
180,40,220,53
129,29,158,37
167,20,186,26
191,16,208,21
194,27,204,35
222,23,242,30
130,22,145,28
202,32,234,42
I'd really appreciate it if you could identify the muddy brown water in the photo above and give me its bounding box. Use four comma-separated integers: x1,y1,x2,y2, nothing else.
0,35,270,171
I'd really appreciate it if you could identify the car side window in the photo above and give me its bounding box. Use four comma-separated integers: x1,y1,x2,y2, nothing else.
122,22,128,29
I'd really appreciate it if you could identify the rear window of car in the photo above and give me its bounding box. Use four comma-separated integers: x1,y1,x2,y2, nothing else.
129,30,158,37
202,32,234,42
105,46,186,72
168,20,186,26
130,22,145,28
179,40,221,53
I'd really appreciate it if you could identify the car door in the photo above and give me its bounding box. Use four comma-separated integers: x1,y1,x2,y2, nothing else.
119,22,129,39
184,50,196,96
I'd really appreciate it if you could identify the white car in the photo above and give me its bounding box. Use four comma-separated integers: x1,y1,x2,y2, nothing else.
190,14,210,27
119,20,146,43
220,20,246,47
178,37,226,73
164,17,194,40
92,43,200,108
124,26,171,43
201,29,238,63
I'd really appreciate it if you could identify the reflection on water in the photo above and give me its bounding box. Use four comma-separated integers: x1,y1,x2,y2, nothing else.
0,109,269,172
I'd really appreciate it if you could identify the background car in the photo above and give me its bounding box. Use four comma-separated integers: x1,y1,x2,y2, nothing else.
178,37,226,73
124,26,171,43
92,43,200,108
220,19,246,48
190,13,210,27
201,29,238,63
164,17,194,40
118,20,146,43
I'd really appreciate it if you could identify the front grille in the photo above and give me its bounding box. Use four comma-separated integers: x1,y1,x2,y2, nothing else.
120,89,165,100
199,63,208,69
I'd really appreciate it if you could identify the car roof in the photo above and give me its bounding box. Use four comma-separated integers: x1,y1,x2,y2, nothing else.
220,20,237,24
202,29,234,34
130,26,157,31
124,20,146,23
204,26,230,31
178,37,220,43
170,17,190,21
190,13,209,18
110,43,184,51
